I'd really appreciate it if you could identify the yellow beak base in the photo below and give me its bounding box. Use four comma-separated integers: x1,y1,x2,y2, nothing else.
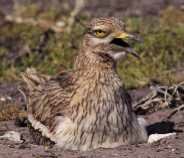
115,32,134,39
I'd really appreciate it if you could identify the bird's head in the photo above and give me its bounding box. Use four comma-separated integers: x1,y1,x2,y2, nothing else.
82,17,139,62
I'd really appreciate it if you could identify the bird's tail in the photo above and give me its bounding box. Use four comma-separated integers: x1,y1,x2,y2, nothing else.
21,68,50,91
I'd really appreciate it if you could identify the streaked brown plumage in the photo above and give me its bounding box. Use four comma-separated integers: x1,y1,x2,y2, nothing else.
22,17,147,151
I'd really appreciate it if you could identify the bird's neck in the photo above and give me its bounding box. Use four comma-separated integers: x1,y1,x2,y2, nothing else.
71,51,125,119
74,47,115,73
71,70,124,118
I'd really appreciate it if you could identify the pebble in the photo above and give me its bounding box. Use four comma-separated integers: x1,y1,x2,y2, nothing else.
0,97,6,102
148,133,176,143
0,131,23,143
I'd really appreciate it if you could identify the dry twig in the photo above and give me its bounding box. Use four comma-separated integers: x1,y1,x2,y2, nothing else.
66,0,86,33
134,82,184,115
4,15,65,33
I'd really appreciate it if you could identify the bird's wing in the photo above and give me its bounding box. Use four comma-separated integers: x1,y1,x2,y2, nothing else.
22,68,74,131
21,68,50,91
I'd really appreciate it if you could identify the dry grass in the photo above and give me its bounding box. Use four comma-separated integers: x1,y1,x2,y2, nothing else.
0,102,27,121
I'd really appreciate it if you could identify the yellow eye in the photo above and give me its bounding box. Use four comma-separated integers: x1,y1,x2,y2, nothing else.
94,30,107,38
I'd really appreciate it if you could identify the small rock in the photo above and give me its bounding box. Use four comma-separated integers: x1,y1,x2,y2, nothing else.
148,133,176,143
7,96,12,101
0,97,6,102
0,131,23,143
56,21,65,27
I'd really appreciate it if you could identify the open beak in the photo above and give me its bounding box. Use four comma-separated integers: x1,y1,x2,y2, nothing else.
111,31,140,59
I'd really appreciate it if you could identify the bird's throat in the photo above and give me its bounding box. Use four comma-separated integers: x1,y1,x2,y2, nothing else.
74,51,115,73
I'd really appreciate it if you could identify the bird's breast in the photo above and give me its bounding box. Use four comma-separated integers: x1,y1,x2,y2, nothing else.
70,71,126,133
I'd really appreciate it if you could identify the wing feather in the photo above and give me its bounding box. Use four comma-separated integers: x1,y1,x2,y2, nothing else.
22,68,74,132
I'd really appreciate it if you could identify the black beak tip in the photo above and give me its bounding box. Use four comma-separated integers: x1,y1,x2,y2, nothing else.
110,38,131,47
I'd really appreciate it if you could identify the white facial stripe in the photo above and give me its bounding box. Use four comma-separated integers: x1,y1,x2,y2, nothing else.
108,51,127,61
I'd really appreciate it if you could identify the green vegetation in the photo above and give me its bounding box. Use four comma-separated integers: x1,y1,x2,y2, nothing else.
120,7,184,88
0,6,183,88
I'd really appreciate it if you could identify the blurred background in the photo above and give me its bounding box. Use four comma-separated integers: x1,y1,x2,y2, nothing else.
0,0,183,88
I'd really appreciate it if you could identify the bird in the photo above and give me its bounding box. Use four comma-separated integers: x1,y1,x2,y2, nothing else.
22,17,148,151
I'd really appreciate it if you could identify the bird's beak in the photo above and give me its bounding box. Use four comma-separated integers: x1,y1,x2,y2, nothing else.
113,31,140,59
115,32,135,40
